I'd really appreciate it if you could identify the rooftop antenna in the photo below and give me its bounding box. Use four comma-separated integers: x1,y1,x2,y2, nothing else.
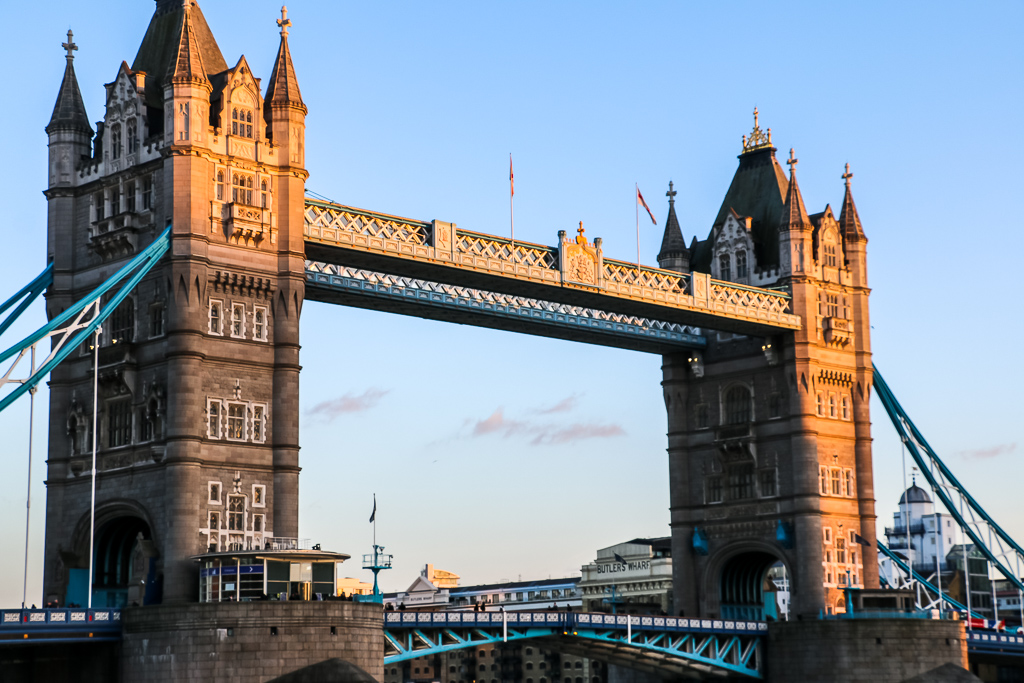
361,493,392,602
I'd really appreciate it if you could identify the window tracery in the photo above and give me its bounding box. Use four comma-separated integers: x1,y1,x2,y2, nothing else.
231,108,254,138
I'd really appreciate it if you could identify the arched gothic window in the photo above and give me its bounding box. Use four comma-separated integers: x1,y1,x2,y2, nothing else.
216,171,224,201
261,180,268,208
231,108,254,138
724,386,751,424
719,253,731,281
232,173,254,205
110,124,122,159
735,251,747,279
126,119,137,154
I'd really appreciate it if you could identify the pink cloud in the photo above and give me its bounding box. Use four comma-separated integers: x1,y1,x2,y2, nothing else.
534,395,580,415
957,443,1016,460
308,389,389,421
468,407,624,446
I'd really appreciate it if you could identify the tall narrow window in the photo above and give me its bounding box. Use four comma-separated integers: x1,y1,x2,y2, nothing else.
836,538,847,564
110,124,122,159
830,468,842,496
228,496,245,533
126,118,137,154
245,110,253,138
252,404,267,443
844,469,855,497
209,511,220,532
227,403,246,440
768,393,782,419
110,187,121,216
727,463,755,500
841,396,851,420
695,403,709,430
179,103,189,141
209,482,221,504
149,303,165,338
126,181,136,213
828,393,838,418
109,298,134,343
232,108,239,136
707,476,723,503
735,251,748,279
230,303,245,338
216,171,224,201
107,400,132,448
142,176,152,210
208,401,222,439
253,485,266,507
820,466,829,495
759,468,777,497
719,254,731,281
724,386,751,424
253,307,268,342
261,180,268,208
95,192,105,221
816,392,824,416
209,300,223,335
139,405,154,442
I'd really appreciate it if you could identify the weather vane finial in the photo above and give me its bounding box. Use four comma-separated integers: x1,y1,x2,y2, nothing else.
62,29,78,61
842,162,853,188
666,180,677,205
278,6,292,37
787,148,798,171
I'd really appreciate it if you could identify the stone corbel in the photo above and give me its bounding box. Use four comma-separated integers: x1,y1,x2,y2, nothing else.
761,338,780,366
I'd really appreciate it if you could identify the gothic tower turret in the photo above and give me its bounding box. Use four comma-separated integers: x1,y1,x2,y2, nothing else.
657,181,690,273
662,111,877,620
42,1,309,606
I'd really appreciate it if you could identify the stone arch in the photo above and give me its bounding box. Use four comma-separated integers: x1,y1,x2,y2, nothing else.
702,540,790,621
720,381,753,425
69,499,160,607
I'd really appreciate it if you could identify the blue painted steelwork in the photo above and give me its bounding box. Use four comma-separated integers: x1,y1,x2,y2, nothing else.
305,262,706,353
876,539,981,618
0,228,170,414
383,611,765,679
0,264,52,339
0,608,121,645
874,366,1024,596
967,630,1024,657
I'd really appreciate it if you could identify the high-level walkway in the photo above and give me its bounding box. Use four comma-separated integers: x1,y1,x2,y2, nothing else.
303,200,800,352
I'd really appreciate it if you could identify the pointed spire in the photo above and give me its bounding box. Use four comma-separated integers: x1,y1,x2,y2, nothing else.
166,0,208,85
47,29,93,136
265,6,305,113
838,163,866,241
658,180,688,267
782,148,811,230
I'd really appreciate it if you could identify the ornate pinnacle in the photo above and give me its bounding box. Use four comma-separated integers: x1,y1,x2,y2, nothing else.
786,148,798,172
741,107,772,153
278,5,292,37
842,162,853,187
62,29,78,61
666,180,677,205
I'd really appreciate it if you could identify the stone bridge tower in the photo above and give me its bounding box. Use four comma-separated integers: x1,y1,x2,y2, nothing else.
42,0,307,605
659,113,877,619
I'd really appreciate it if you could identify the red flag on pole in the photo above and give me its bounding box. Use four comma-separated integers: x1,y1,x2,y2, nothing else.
510,156,514,197
637,187,657,225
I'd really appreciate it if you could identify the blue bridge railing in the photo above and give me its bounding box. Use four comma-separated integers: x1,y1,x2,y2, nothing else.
0,608,122,644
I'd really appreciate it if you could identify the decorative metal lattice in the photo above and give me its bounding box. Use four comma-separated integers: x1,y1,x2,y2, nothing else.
304,202,430,246
709,283,791,318
305,262,704,349
604,260,689,293
457,232,558,270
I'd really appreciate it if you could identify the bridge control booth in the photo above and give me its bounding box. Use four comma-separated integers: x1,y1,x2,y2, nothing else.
193,542,349,602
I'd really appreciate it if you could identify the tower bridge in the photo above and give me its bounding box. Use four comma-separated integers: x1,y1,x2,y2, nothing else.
0,0,1019,680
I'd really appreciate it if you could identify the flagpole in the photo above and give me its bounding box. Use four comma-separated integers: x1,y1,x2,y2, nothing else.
635,183,640,266
510,154,515,265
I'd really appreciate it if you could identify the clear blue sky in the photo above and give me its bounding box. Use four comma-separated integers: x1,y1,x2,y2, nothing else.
0,1,1021,605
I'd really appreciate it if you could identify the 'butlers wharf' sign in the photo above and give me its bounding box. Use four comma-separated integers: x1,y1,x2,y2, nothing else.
597,560,651,575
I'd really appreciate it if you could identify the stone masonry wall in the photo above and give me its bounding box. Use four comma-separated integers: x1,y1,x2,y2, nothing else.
121,602,383,682
766,618,968,682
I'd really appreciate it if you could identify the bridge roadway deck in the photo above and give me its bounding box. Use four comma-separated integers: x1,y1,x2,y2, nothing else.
303,200,801,339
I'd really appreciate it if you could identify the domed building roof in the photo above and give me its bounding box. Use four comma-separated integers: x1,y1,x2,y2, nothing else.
899,484,932,505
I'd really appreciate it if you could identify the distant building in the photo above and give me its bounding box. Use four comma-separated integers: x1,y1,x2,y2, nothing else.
337,577,373,598
883,481,957,572
382,567,592,683
578,538,673,613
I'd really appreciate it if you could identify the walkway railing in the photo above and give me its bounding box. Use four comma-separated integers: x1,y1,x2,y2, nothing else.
0,608,121,644
304,200,800,335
